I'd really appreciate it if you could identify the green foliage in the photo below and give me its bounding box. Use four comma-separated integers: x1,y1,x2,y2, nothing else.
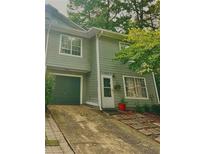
135,104,145,113
116,28,160,74
135,103,160,115
67,0,160,33
45,73,56,110
120,98,127,104
150,104,160,115
144,104,151,112
67,0,126,31
127,0,160,30
115,28,160,96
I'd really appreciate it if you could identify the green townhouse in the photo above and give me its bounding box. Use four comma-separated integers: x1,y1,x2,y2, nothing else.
45,4,159,110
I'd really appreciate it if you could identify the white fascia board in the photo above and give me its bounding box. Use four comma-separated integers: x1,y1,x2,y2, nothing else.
50,25,127,40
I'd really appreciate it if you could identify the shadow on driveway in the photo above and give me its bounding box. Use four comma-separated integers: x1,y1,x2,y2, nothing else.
48,105,160,154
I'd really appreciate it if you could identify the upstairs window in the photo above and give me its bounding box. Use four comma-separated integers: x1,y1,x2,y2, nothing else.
123,76,148,99
119,42,129,50
60,34,82,57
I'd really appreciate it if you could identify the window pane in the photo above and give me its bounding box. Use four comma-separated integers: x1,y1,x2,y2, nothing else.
125,77,136,97
72,46,80,51
72,46,81,56
126,87,135,97
104,78,110,87
136,78,145,87
125,77,134,88
61,48,71,54
72,50,80,56
136,87,142,97
72,38,81,46
104,88,111,97
61,36,71,49
141,88,147,97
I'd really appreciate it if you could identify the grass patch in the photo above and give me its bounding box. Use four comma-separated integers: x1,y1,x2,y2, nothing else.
45,139,59,146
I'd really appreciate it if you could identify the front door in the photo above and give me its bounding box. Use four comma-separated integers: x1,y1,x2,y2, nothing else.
101,75,115,108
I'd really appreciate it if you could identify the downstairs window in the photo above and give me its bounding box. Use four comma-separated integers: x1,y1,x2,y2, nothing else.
123,76,148,99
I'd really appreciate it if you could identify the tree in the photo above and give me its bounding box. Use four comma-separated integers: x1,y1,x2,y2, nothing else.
67,0,130,32
115,28,160,95
126,0,160,30
67,0,160,33
146,0,160,29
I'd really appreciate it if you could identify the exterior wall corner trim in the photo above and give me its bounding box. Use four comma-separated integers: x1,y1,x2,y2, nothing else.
152,72,160,104
96,33,103,110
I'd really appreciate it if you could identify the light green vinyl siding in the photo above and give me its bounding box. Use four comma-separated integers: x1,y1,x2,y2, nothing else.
46,30,91,72
85,37,98,104
99,36,158,108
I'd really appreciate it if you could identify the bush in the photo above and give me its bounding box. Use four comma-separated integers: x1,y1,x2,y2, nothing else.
45,73,56,112
120,98,127,103
135,103,160,115
150,104,160,115
136,104,145,113
144,104,151,112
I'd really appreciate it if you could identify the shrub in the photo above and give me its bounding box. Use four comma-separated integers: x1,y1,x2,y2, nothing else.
144,104,151,112
150,104,160,115
120,98,127,103
45,73,56,112
136,104,145,113
135,103,160,115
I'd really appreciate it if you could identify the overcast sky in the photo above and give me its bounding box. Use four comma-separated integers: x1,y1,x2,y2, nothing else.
45,0,69,16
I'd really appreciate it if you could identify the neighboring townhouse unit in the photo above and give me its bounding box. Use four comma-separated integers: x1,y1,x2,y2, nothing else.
45,5,159,110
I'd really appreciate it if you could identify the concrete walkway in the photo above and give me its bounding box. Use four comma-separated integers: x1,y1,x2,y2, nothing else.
48,105,160,154
45,114,74,154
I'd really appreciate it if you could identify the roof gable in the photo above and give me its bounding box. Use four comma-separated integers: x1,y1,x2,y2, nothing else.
45,4,85,31
45,5,127,40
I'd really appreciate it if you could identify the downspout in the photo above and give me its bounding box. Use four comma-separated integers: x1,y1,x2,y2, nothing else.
96,31,103,110
152,72,160,104
45,21,52,74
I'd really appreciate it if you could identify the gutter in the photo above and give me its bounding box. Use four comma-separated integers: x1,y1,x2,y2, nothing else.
96,31,103,111
92,27,126,37
50,24,126,40
152,72,160,104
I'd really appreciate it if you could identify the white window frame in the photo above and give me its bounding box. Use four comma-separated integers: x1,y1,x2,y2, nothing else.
122,75,149,99
119,41,129,50
59,34,83,58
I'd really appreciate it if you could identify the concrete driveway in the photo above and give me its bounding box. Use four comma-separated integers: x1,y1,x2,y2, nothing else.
48,105,160,154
